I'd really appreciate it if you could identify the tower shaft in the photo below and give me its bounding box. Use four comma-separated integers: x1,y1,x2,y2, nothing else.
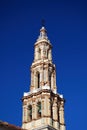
22,27,66,130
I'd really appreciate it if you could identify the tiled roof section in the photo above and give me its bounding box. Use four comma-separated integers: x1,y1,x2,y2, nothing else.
0,121,25,130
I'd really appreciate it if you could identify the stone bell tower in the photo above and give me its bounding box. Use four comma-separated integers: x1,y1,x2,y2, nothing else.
22,26,66,130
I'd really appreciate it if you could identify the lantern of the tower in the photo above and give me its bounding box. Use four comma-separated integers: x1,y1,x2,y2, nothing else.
30,26,56,94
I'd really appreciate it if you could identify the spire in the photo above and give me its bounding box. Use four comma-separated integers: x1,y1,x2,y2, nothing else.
37,26,48,41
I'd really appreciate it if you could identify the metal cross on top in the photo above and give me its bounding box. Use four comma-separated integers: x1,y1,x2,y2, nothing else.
41,19,45,27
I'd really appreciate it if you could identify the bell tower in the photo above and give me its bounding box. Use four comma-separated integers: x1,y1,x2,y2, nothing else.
22,26,66,130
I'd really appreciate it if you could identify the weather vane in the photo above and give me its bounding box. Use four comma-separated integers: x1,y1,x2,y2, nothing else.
41,19,45,27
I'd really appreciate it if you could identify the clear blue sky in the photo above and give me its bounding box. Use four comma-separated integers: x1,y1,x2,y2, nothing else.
0,0,87,130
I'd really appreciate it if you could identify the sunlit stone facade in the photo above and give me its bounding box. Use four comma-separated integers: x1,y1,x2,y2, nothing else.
22,27,66,130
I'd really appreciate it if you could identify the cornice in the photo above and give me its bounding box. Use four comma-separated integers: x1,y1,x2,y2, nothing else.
31,61,55,69
22,89,65,103
34,39,52,48
22,89,51,101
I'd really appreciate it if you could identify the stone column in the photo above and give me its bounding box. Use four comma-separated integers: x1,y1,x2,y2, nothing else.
34,70,37,89
34,102,37,119
32,102,35,120
23,105,27,123
40,66,44,86
48,49,52,61
42,45,47,59
31,71,33,86
41,99,44,117
34,46,38,61
53,70,56,91
41,44,44,59
46,67,49,85
48,98,52,126
52,98,59,130
34,71,36,89
30,70,34,90
59,101,66,130
22,104,27,129
48,99,51,117
51,72,54,90
44,68,46,83
27,105,33,122
52,102,56,120
44,97,48,116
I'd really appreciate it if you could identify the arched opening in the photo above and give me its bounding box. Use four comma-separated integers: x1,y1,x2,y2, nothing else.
58,108,60,122
37,72,40,88
49,71,51,88
28,105,32,121
37,102,41,118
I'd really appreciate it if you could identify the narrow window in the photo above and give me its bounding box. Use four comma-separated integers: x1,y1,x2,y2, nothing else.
37,102,41,118
37,72,40,88
49,71,51,88
28,105,32,121
38,48,41,59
